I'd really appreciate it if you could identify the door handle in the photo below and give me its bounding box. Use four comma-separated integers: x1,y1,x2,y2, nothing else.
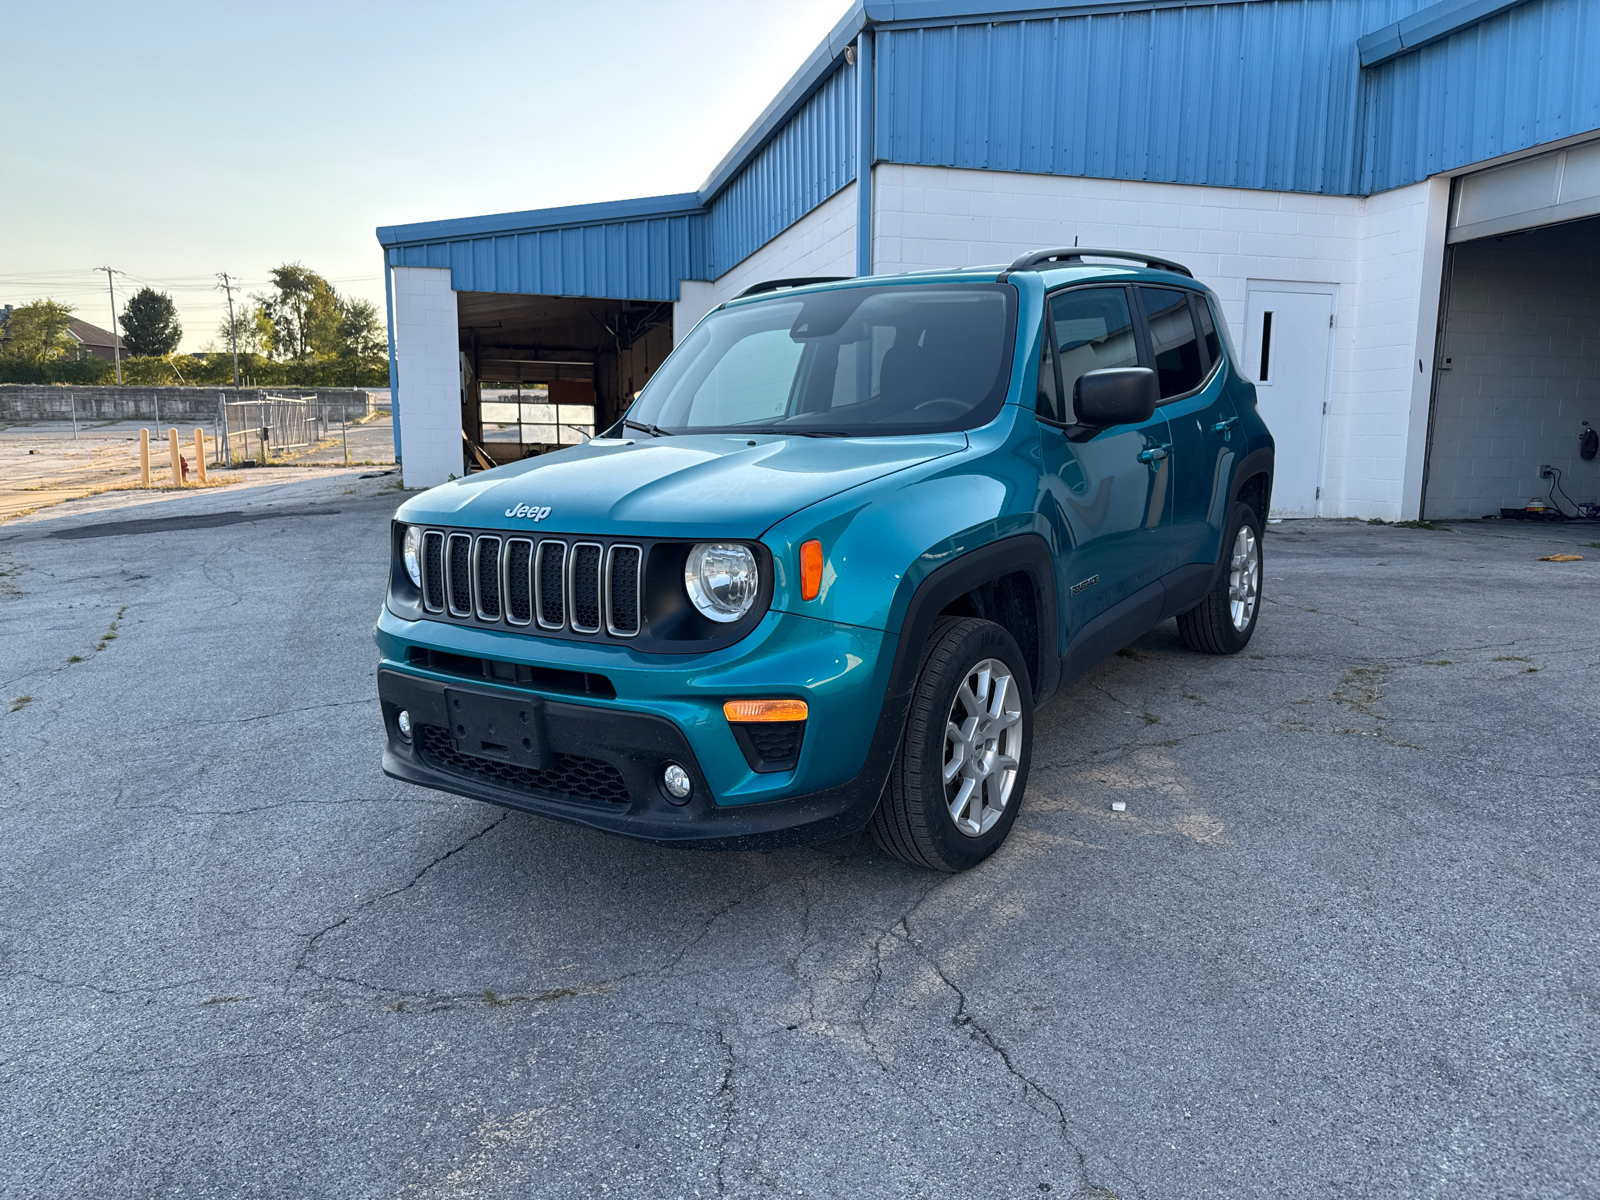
1137,445,1171,464
1212,417,1239,432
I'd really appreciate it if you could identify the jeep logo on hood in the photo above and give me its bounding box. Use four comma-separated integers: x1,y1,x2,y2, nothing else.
504,503,552,521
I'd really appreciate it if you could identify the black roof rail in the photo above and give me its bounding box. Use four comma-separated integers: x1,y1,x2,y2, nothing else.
735,276,852,299
997,248,1193,281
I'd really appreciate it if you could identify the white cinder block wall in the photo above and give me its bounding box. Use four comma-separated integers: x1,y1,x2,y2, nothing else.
390,266,463,489
872,164,1445,520
673,184,858,344
1424,219,1600,518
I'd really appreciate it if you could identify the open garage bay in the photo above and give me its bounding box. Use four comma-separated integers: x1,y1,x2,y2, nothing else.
2,490,1597,1199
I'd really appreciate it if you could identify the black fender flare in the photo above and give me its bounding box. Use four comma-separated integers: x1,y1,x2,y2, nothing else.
882,533,1061,710
1229,447,1274,519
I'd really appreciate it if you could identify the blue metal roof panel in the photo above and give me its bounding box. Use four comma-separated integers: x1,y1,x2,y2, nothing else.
874,2,1424,196
1357,0,1535,66
697,3,868,202
377,0,1600,304
385,211,711,302
1360,0,1600,192
710,60,858,275
376,191,705,247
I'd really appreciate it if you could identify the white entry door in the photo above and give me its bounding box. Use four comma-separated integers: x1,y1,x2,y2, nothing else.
1243,285,1334,518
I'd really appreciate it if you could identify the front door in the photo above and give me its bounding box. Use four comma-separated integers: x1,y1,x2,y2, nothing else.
1243,285,1334,517
1035,285,1174,632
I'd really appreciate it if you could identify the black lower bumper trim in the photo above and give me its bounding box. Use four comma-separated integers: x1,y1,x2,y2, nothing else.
378,669,890,850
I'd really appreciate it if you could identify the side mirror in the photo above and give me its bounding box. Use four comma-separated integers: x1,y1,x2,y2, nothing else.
1074,367,1158,427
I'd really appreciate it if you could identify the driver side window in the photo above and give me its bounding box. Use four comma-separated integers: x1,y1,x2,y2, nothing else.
1046,287,1140,424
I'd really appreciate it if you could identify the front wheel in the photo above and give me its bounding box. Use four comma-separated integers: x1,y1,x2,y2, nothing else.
1176,501,1263,654
869,617,1033,872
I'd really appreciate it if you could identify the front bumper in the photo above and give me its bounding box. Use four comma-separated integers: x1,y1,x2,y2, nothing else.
374,606,902,848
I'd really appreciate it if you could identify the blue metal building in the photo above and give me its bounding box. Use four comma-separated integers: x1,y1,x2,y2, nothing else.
379,0,1600,522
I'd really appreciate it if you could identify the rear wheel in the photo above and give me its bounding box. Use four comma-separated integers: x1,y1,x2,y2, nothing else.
1176,501,1262,654
869,617,1033,872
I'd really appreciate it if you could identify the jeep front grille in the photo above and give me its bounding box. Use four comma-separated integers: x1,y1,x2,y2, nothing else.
417,530,642,640
474,536,502,621
569,543,603,633
446,533,473,617
421,532,446,612
536,541,566,629
503,538,533,625
607,546,641,636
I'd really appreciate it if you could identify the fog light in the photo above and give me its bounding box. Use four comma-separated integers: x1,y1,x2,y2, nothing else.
662,763,692,802
396,709,413,740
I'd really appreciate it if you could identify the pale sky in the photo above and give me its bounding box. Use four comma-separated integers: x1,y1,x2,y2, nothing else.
1,1,847,352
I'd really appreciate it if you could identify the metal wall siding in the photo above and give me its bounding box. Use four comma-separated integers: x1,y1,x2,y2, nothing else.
874,1,1451,195
389,213,712,301
1361,0,1600,193
710,61,857,275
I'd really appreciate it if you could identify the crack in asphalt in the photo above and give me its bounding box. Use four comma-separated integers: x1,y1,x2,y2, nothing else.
289,814,509,997
119,794,455,818
892,902,1145,1200
140,699,376,732
713,1025,737,1197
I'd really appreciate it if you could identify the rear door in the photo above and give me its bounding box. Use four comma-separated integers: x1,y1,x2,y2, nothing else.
1035,285,1174,631
1138,286,1239,572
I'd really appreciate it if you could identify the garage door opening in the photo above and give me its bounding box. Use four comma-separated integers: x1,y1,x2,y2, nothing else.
456,291,672,469
1423,216,1600,521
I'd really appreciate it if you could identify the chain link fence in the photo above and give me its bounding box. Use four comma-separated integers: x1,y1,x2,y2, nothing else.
217,394,385,466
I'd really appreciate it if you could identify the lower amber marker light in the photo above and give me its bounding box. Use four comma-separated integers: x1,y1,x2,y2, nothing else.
724,699,809,723
799,539,823,601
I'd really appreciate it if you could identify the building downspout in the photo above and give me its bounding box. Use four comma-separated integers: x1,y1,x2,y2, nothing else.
383,251,402,464
854,29,874,277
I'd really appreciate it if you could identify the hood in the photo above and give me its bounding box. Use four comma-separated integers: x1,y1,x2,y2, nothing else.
398,432,969,539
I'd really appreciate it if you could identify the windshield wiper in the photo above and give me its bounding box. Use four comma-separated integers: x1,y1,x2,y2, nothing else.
623,418,673,438
746,427,852,437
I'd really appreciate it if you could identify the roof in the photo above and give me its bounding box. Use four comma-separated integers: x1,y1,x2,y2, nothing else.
378,0,1597,301
66,317,123,350
720,256,1205,309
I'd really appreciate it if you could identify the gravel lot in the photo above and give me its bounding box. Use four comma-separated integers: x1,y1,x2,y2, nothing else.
2,483,1597,1200
0,416,394,522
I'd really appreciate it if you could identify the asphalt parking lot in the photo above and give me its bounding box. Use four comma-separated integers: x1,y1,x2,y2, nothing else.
2,485,1597,1200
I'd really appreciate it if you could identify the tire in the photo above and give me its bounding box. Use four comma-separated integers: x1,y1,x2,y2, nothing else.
869,617,1034,872
1176,500,1263,655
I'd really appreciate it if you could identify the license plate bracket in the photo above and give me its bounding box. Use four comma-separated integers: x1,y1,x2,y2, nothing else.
443,688,546,769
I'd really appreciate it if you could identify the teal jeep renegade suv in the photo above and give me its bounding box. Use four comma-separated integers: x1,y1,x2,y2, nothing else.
376,248,1273,871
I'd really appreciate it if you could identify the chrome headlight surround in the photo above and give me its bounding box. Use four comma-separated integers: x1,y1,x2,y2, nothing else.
401,525,423,587
684,542,760,624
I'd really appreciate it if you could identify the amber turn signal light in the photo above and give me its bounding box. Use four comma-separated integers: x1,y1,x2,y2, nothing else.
799,539,823,601
723,699,809,723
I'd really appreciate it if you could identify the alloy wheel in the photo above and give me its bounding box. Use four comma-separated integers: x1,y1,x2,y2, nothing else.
1228,525,1260,631
943,658,1023,837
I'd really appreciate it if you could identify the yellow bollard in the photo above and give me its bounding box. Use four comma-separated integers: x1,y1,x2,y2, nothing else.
193,429,208,484
168,428,181,486
140,428,150,487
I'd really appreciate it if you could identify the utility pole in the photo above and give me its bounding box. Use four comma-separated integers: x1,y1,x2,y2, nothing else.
97,266,123,385
216,272,241,387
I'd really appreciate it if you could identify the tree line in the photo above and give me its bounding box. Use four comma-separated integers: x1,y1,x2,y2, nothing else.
0,264,389,387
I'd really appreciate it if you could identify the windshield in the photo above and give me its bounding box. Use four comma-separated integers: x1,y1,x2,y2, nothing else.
625,283,1017,436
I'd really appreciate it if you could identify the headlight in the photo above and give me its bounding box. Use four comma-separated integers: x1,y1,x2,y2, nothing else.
401,525,423,587
684,543,759,623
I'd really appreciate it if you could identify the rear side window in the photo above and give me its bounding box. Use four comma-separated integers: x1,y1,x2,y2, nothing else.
1047,287,1140,423
1139,287,1205,398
